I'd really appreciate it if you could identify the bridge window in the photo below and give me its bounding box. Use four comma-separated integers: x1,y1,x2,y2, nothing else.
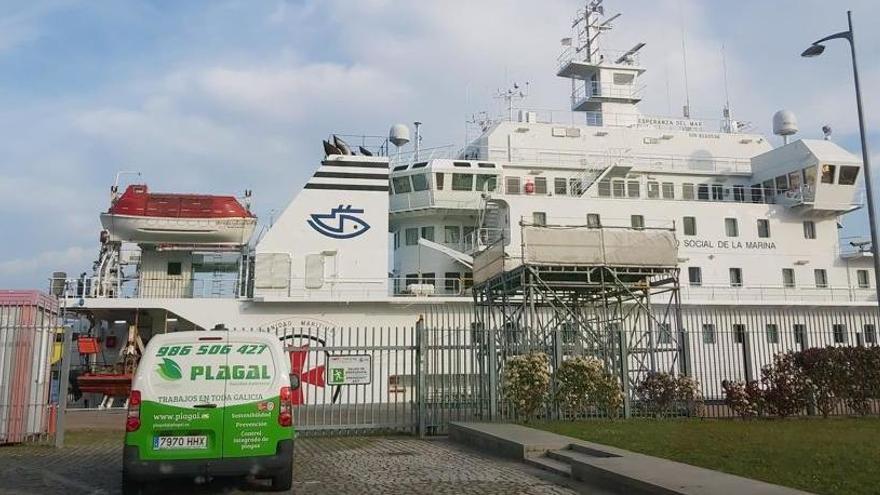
821,164,836,184
570,178,584,196
392,176,411,194
711,184,723,200
839,166,860,185
452,173,473,191
444,225,461,244
733,184,745,202
647,181,659,199
534,177,547,194
775,175,789,192
411,174,429,191
435,173,445,190
597,180,611,197
788,171,802,190
803,166,817,186
420,226,435,242
697,184,709,200
682,183,695,200
612,180,625,197
662,182,675,199
453,161,471,168
445,272,460,293
475,175,497,192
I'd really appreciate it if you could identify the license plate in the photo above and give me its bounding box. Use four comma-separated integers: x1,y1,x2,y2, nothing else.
153,435,208,450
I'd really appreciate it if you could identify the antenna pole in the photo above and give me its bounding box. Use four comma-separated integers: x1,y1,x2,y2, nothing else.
722,44,732,132
679,1,691,118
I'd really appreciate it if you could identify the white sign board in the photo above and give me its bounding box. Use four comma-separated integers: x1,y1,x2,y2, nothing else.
327,355,372,385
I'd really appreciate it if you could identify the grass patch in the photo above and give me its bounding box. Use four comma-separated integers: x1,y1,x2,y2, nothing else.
535,417,880,495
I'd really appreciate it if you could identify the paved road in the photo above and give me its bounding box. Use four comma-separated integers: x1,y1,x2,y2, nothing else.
0,432,578,495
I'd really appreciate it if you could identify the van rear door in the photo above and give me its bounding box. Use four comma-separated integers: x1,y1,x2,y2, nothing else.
221,333,289,458
133,333,230,461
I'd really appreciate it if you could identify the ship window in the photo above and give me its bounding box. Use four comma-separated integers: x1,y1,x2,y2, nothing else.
657,323,672,345
477,162,496,168
647,181,660,198
534,177,547,194
729,267,743,287
821,164,836,184
392,176,411,194
775,175,789,192
505,176,521,195
682,183,695,200
833,323,847,344
405,228,419,246
405,273,419,287
757,219,770,238
630,215,644,229
725,218,739,237
422,272,436,287
463,271,473,289
627,180,640,198
597,180,611,197
393,231,400,250
452,173,474,191
587,213,602,228
733,324,746,344
688,267,702,287
411,161,428,169
570,178,583,196
411,174,429,191
814,269,828,288
420,226,435,242
555,177,568,195
788,171,802,190
766,324,779,344
803,220,816,239
613,72,635,85
782,268,795,288
662,182,675,199
697,184,709,200
475,175,497,192
733,185,745,202
435,173,445,190
533,212,547,226
762,180,775,197
167,262,182,276
445,272,460,294
793,324,806,345
839,166,860,185
750,185,763,203
857,269,870,288
803,166,817,185
702,323,716,344
463,226,475,248
864,324,877,344
444,225,461,244
711,184,723,200
453,161,471,168
612,180,625,197
683,216,696,236
393,165,409,172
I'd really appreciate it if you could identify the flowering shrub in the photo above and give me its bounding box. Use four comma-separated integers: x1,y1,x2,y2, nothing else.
674,375,705,418
555,356,623,417
636,372,677,417
761,353,809,418
795,347,841,417
503,352,550,420
721,379,764,418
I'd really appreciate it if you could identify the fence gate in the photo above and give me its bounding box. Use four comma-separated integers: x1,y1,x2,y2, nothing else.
0,294,59,445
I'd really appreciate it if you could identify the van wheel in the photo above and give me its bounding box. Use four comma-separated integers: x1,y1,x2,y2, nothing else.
270,466,293,491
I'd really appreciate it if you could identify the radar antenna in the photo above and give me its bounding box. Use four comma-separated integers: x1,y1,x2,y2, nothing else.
494,82,529,121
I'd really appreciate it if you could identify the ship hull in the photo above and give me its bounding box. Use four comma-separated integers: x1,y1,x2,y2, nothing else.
100,213,256,245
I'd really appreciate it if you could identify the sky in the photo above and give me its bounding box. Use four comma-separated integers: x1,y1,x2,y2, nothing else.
1,0,879,289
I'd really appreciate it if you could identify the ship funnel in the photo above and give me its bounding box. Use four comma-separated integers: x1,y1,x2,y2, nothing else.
772,110,799,144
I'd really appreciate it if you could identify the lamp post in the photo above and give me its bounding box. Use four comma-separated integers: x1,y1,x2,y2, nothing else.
802,10,880,306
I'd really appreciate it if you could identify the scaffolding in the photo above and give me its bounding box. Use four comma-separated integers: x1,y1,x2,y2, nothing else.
472,223,686,417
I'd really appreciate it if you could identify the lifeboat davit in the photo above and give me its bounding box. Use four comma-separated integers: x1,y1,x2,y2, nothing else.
100,184,256,245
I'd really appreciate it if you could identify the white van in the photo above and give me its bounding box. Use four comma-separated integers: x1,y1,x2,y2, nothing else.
122,330,296,493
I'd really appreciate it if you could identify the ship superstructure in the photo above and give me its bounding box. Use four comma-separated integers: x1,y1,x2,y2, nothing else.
51,1,878,418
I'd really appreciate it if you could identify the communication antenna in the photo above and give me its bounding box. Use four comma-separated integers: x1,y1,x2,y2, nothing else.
495,82,529,121
721,44,733,133
679,0,691,118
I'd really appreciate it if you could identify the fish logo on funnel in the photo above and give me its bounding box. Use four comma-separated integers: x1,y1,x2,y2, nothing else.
307,205,370,239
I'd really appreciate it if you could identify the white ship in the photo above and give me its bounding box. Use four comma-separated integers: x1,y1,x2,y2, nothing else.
54,1,877,425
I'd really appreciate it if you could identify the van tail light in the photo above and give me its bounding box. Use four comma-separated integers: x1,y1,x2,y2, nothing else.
278,386,292,427
126,390,142,432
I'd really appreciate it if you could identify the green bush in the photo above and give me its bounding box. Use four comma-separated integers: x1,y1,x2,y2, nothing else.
635,372,703,418
555,356,623,418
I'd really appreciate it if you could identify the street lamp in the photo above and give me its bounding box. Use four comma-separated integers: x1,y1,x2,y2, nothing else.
802,10,880,306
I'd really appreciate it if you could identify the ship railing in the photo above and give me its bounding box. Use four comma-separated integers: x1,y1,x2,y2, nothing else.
389,276,473,297
571,79,646,102
682,284,876,303
389,145,460,168
50,275,243,300
490,106,750,133
556,46,642,74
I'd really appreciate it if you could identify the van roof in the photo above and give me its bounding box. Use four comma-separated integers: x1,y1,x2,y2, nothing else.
147,330,280,346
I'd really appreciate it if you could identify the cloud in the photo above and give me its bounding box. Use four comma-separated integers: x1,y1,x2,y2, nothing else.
0,246,92,282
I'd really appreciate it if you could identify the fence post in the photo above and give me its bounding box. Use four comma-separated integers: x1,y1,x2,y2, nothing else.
416,317,426,438
487,324,498,421
618,325,631,419
552,326,563,421
54,323,73,448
